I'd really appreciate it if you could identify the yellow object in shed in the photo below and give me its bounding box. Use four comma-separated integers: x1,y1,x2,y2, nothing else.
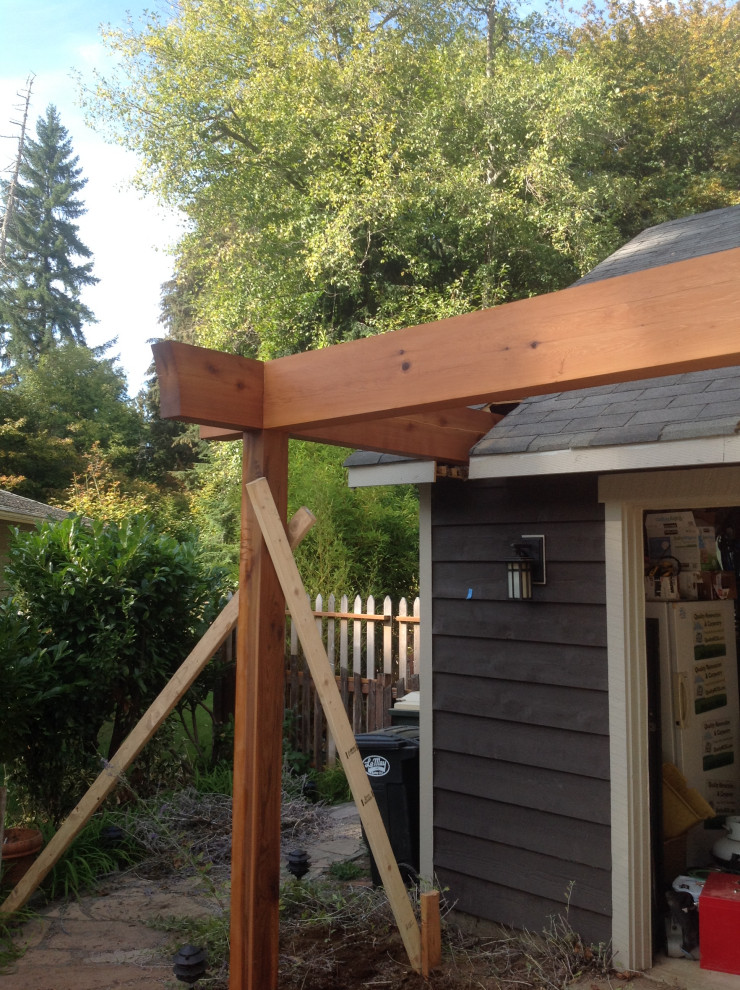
662,763,715,839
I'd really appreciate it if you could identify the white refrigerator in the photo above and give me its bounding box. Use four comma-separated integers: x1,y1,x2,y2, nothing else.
645,600,740,818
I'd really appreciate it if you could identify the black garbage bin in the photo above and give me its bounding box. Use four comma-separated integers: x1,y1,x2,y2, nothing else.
355,724,420,885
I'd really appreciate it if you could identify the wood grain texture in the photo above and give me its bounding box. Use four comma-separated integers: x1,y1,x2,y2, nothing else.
432,598,608,647
245,477,423,973
435,791,611,869
435,828,612,916
230,432,289,990
433,560,606,604
201,407,496,462
434,673,608,734
421,891,442,977
162,250,740,442
262,247,740,429
432,476,603,524
291,406,496,463
438,867,612,946
433,639,608,690
428,473,612,942
153,340,264,429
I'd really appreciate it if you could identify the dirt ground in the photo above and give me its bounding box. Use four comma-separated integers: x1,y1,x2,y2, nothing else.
278,924,673,990
2,867,689,990
0,799,700,990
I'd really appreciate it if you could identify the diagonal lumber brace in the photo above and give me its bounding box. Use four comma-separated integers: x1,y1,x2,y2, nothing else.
246,476,423,972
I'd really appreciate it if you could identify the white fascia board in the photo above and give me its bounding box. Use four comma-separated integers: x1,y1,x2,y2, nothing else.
347,460,435,488
469,435,740,480
0,511,48,525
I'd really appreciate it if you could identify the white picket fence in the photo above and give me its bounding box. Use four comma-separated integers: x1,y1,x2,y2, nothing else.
285,594,421,767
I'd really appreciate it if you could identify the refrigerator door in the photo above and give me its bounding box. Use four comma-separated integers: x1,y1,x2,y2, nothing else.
663,601,740,815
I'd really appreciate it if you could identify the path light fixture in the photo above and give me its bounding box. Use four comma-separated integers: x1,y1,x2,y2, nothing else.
100,824,124,848
286,848,311,880
173,944,208,985
506,536,545,601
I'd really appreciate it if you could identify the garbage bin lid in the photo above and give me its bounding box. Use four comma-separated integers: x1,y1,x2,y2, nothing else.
355,725,420,750
355,733,408,751
394,691,420,711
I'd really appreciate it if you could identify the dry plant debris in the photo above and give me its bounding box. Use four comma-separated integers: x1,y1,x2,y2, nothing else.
110,781,621,990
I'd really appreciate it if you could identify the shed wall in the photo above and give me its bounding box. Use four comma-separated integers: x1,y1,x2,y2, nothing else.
0,521,35,594
431,475,611,944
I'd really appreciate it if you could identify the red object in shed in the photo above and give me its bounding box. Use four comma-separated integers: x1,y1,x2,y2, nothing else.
699,872,740,974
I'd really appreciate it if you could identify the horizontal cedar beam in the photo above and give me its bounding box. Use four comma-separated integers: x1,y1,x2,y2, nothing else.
200,407,498,463
152,340,264,430
289,406,498,463
262,248,740,429
156,248,740,437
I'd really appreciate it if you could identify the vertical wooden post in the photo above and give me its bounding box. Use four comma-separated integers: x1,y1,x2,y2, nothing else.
421,890,442,977
230,429,289,990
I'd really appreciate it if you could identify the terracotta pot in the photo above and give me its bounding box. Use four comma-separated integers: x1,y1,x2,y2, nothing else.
1,827,44,889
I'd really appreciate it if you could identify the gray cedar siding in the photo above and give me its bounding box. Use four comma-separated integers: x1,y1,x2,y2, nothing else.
431,474,611,943
0,520,35,594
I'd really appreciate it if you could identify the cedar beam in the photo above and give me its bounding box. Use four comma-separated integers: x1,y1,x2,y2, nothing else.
200,406,499,464
153,340,264,429
155,249,740,436
263,247,740,429
230,430,289,990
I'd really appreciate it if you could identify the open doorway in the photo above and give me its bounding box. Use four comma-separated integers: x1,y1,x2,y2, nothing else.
599,466,740,973
643,506,740,956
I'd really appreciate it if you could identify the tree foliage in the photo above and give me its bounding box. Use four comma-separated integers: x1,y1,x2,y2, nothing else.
0,105,97,368
188,439,419,598
77,0,740,597
0,343,145,501
574,0,740,238
90,0,623,359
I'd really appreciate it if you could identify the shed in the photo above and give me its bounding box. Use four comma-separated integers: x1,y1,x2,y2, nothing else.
0,490,72,594
346,205,740,969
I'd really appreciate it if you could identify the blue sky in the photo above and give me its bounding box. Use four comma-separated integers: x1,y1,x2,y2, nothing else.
0,1,181,396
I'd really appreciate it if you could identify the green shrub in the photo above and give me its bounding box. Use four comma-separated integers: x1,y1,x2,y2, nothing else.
311,763,351,805
1,515,228,824
41,813,141,901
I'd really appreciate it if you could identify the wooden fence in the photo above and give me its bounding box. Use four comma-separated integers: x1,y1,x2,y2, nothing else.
284,595,420,769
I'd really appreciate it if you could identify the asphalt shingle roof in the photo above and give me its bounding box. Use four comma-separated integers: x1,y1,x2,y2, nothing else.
0,489,72,523
473,205,740,458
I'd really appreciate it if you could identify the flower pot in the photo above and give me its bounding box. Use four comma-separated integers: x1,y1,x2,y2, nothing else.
1,827,44,889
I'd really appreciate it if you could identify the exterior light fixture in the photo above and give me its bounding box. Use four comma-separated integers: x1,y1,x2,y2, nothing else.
286,848,311,880
173,945,208,985
506,536,546,601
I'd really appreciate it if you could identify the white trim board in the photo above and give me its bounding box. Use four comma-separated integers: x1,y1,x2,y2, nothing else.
471,435,740,479
418,486,434,881
599,465,740,972
347,460,435,488
0,511,60,525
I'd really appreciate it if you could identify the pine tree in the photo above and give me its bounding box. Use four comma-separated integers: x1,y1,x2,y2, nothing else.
0,105,97,367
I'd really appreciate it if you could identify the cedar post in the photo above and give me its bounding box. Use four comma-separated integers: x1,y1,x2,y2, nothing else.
230,429,289,990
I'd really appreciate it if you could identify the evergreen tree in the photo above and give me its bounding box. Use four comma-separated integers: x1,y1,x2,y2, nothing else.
0,105,97,368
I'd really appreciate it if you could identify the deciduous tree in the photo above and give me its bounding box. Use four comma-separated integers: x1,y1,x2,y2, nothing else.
574,0,740,238
90,1,620,358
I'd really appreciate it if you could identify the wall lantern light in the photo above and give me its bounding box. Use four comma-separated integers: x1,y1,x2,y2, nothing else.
506,535,545,601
